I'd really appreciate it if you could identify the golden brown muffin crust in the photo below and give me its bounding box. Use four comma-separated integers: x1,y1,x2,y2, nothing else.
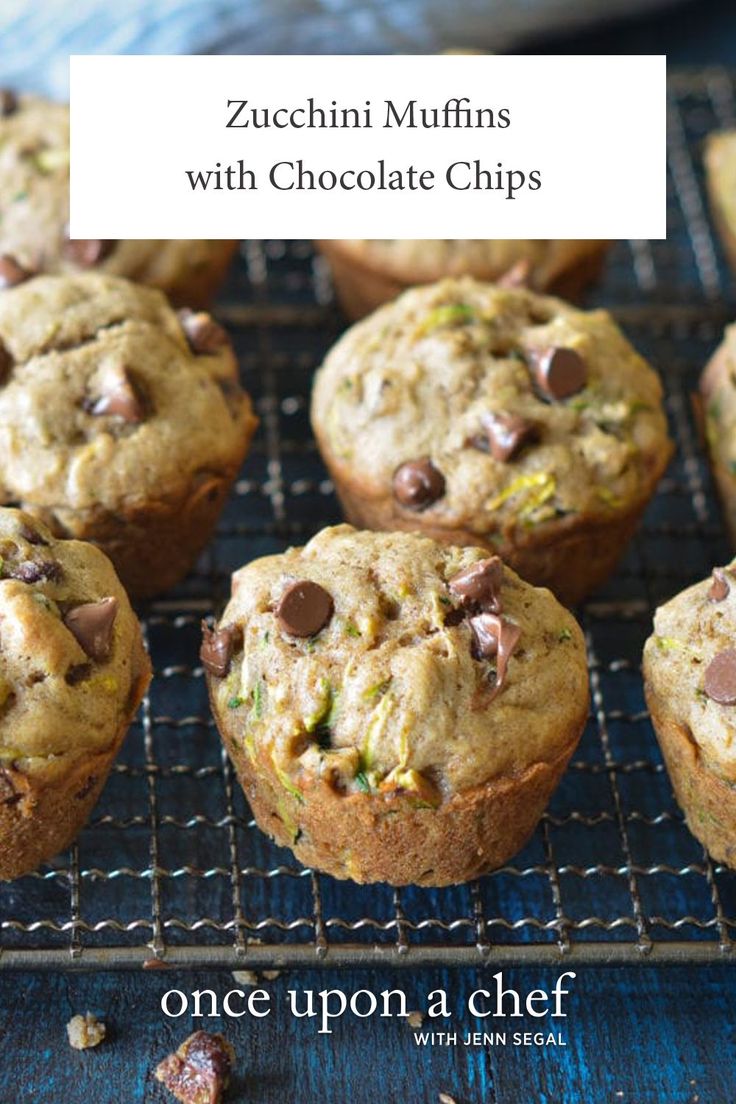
206,525,589,884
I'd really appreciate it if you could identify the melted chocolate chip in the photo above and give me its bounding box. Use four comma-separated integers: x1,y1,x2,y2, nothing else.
200,622,240,678
178,309,230,355
704,648,736,705
706,649,736,702
18,522,48,546
0,340,12,384
0,255,32,290
392,459,446,510
63,597,118,662
12,560,62,584
277,580,334,637
448,557,503,614
481,411,538,462
86,367,146,423
63,239,116,267
527,346,588,401
709,567,731,603
0,89,18,118
468,612,521,699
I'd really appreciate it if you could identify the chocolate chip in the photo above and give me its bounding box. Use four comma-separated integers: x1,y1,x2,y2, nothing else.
709,567,731,603
448,557,503,613
468,612,521,699
277,579,334,638
704,648,736,704
178,309,230,355
86,367,146,423
497,258,531,288
0,340,12,384
392,459,445,511
18,522,48,546
481,411,538,462
0,90,18,118
527,346,588,401
63,597,118,662
200,622,240,678
12,560,62,584
0,255,32,290
63,239,116,267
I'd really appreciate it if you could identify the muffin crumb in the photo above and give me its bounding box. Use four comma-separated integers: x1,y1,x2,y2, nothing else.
155,1030,235,1104
66,1012,106,1050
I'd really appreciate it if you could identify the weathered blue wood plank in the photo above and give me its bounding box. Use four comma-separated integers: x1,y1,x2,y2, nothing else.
0,966,733,1103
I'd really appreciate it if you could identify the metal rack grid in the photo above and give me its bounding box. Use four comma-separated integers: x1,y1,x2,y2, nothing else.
2,68,736,970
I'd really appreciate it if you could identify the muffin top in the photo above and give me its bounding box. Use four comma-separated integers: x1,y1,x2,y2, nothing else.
204,525,588,801
0,273,257,517
0,93,227,284
702,322,736,472
645,560,736,784
0,507,150,779
324,239,607,285
312,279,671,539
705,131,736,229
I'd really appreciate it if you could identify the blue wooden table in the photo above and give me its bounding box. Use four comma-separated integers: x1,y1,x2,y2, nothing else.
4,964,735,1101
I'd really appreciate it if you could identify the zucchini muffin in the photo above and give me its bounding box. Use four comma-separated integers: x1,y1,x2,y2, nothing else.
0,92,236,305
704,131,736,278
311,278,672,606
315,238,610,319
203,524,589,886
701,323,736,544
0,272,257,598
0,507,150,878
644,560,736,867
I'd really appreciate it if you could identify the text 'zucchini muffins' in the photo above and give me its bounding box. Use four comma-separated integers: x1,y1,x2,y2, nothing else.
315,238,610,319
0,273,258,598
0,92,236,306
644,561,736,868
701,322,736,544
704,131,736,279
0,507,150,878
203,524,589,886
312,278,673,606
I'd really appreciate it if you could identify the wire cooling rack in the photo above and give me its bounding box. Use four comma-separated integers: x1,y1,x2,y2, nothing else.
2,69,736,970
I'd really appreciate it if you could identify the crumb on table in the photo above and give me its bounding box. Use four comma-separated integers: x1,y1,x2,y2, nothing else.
66,1012,106,1050
155,1030,235,1104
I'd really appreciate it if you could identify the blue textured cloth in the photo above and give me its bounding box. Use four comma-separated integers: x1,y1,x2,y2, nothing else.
1,0,683,100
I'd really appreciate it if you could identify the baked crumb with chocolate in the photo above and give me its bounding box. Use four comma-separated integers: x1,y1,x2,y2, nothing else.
311,278,672,605
205,524,588,886
0,93,236,306
0,272,257,598
66,1012,106,1050
644,559,736,867
155,1031,235,1104
0,506,150,878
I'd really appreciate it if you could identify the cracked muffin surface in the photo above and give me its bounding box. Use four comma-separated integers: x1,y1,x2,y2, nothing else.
205,524,589,884
0,506,150,877
0,272,257,597
0,93,236,304
311,278,672,604
644,560,736,867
